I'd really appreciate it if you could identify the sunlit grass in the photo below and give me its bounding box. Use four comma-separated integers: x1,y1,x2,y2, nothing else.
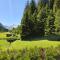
10,40,60,50
0,39,60,51
0,40,10,51
0,32,10,38
0,32,60,51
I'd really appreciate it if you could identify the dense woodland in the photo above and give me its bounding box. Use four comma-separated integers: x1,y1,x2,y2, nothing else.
21,0,60,40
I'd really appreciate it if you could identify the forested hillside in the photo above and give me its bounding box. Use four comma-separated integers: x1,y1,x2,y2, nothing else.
21,0,60,40
0,23,8,32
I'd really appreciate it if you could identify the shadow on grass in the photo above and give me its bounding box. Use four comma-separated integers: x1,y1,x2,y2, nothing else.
47,35,60,41
22,34,60,41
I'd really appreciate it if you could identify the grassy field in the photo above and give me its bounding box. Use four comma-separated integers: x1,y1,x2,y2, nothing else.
0,33,60,60
0,32,10,38
0,40,60,60
0,40,60,51
0,32,60,51
0,40,9,51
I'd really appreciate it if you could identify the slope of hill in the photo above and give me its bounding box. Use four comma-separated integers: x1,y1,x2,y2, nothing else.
0,23,8,32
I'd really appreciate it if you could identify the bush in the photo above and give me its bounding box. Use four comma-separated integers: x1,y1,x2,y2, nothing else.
7,37,16,43
6,34,12,37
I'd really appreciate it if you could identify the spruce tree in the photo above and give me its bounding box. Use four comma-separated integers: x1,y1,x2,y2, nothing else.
27,0,37,36
21,0,37,39
54,0,60,35
47,10,55,35
21,1,30,39
55,10,60,35
37,2,47,36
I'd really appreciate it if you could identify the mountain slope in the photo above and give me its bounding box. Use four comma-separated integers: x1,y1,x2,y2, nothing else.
0,23,8,32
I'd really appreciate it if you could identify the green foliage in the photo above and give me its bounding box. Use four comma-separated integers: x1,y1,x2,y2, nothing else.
0,32,20,44
20,0,60,40
55,0,60,9
55,10,60,35
21,0,37,39
47,10,55,35
10,25,21,35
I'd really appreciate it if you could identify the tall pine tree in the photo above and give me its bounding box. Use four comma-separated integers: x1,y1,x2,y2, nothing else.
21,1,30,39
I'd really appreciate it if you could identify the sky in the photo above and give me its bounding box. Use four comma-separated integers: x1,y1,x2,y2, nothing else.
0,0,29,26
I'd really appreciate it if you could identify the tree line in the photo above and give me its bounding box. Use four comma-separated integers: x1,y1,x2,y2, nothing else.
20,0,60,40
7,0,60,40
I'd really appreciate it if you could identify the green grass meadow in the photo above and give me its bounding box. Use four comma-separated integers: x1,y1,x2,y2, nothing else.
0,32,60,60
0,40,60,51
0,32,60,51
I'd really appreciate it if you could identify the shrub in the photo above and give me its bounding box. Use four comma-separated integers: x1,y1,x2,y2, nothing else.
7,37,16,44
